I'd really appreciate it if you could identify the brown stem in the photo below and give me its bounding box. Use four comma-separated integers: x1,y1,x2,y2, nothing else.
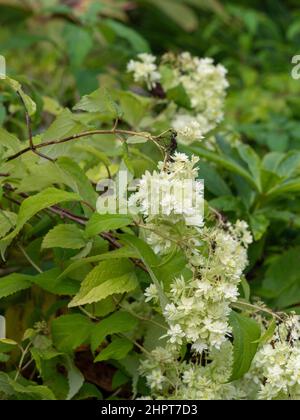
5,128,154,163
3,186,147,272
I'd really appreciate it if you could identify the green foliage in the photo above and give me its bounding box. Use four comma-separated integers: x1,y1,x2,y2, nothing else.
0,0,299,401
229,311,261,381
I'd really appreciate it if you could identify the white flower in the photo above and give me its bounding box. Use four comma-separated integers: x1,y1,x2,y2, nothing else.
127,53,161,89
144,283,159,303
146,368,166,390
172,114,204,145
167,324,185,345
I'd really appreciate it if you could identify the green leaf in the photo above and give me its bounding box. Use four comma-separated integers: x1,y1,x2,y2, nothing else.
182,145,259,191
41,109,85,159
266,177,300,198
74,382,102,400
58,246,139,280
117,91,152,127
64,23,93,68
29,268,79,296
120,234,168,308
1,187,81,246
0,273,32,300
0,210,17,239
198,162,231,196
253,318,276,346
229,311,261,381
57,157,97,210
261,247,300,308
86,213,132,238
0,127,21,153
166,83,191,109
3,76,36,116
69,259,138,307
238,144,262,191
65,356,84,400
91,310,138,352
51,314,93,353
249,213,270,241
73,87,120,117
149,0,199,31
105,19,150,53
94,338,133,362
0,372,56,400
42,224,87,250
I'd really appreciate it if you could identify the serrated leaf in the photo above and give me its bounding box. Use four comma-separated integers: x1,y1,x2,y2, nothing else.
0,372,56,400
58,246,139,279
73,87,120,117
1,187,81,246
94,338,133,362
0,273,32,300
91,311,138,352
42,224,87,250
65,356,84,400
68,259,138,308
85,213,132,238
117,91,152,127
3,76,36,116
0,127,21,153
229,311,261,381
120,234,168,308
51,314,93,353
29,268,79,296
41,109,85,159
182,144,259,191
56,157,97,210
0,210,17,239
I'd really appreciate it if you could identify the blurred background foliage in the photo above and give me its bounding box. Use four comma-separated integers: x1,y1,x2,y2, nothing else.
1,1,300,315
1,0,300,144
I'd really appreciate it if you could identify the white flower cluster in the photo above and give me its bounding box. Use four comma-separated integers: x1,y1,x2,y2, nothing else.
135,154,252,354
244,315,300,400
169,53,229,143
162,222,251,352
129,152,204,241
172,114,204,145
127,53,161,89
127,52,229,145
140,341,242,400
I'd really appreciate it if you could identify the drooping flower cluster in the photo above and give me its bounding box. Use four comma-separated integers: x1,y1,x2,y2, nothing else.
127,53,161,90
162,221,251,352
130,153,255,398
127,52,229,145
129,152,204,236
242,315,300,400
132,152,300,400
140,341,242,400
162,53,229,144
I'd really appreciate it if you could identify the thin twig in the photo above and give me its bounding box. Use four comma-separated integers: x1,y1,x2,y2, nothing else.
3,185,147,272
232,301,284,322
17,243,43,274
6,128,167,163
